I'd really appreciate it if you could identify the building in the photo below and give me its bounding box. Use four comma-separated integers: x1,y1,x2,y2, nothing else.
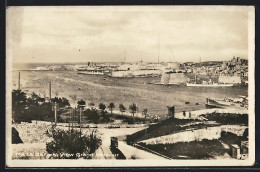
218,75,241,84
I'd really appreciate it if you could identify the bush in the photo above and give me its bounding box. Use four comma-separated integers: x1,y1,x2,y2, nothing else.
46,127,102,159
85,109,100,123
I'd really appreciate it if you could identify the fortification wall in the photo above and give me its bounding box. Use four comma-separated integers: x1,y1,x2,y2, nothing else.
161,73,170,84
161,73,187,84
168,73,187,84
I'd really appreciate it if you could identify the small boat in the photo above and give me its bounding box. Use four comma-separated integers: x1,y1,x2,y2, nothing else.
205,96,248,109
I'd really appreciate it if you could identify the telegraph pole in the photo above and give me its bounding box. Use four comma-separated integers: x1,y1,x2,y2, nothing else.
54,102,57,125
49,81,52,102
18,72,20,90
79,106,82,136
72,109,74,130
69,108,71,131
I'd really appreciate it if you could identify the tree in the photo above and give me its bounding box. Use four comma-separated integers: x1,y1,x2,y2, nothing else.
142,108,148,118
77,100,86,107
99,103,106,115
119,104,126,115
12,89,27,123
30,92,40,102
88,102,95,110
108,102,115,115
129,103,138,119
52,97,70,108
46,127,102,159
61,97,70,107
85,109,99,124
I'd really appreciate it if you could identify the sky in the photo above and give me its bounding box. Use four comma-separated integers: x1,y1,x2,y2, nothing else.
7,6,251,63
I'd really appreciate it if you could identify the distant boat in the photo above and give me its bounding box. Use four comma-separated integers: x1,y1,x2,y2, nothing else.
186,83,233,87
78,70,104,75
77,67,104,75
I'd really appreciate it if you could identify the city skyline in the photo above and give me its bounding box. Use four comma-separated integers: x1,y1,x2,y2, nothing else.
7,6,250,63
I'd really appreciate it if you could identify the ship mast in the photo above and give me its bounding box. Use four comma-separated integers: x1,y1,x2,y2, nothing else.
49,81,51,102
158,33,160,64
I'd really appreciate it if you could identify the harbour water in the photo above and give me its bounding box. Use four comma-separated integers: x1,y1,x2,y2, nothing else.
11,64,248,116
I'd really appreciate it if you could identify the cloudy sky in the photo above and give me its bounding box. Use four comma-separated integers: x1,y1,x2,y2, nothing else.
7,6,250,63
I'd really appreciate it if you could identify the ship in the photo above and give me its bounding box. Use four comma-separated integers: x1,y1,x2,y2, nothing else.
186,83,233,87
205,96,248,109
77,67,104,75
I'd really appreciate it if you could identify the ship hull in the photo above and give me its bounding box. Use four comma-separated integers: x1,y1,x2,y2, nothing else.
187,83,233,87
77,71,104,75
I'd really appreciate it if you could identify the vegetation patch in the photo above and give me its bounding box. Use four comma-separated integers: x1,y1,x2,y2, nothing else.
46,127,102,159
138,139,226,159
138,131,248,159
200,113,248,125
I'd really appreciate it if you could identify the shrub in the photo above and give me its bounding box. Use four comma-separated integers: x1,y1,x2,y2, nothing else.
46,127,102,159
